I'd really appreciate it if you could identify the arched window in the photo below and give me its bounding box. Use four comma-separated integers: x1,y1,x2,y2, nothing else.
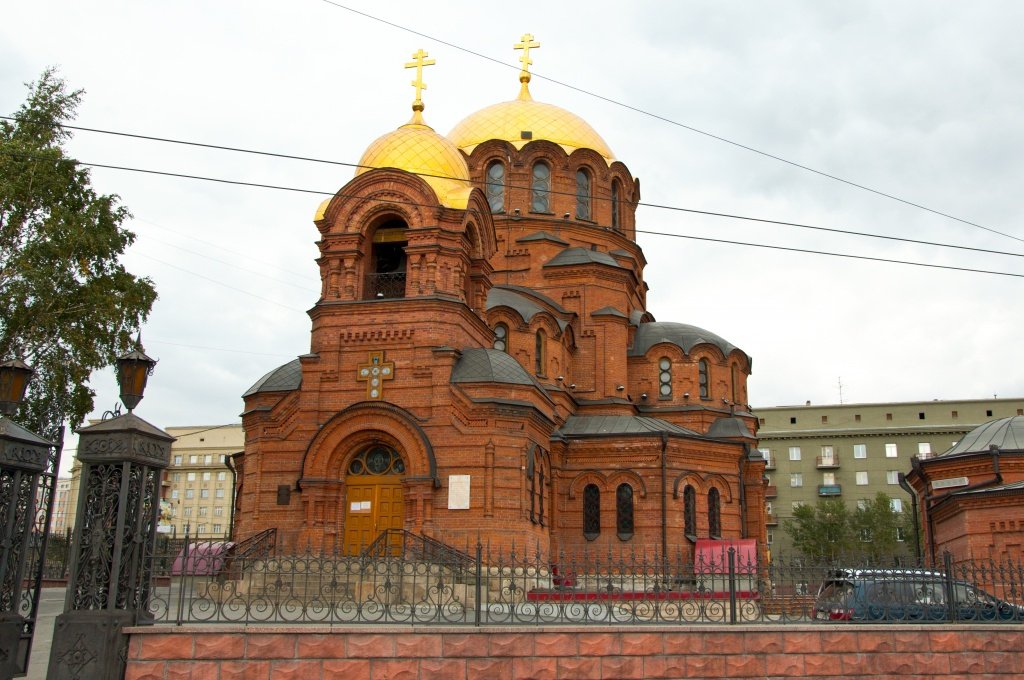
583,484,600,540
616,483,634,540
534,330,545,376
708,488,721,538
698,359,710,400
683,485,696,538
366,220,408,300
731,363,739,404
347,444,405,476
575,169,591,220
531,162,550,213
493,323,508,352
611,180,621,230
485,161,505,213
658,357,672,398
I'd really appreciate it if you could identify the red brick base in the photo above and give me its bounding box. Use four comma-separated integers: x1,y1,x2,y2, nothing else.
125,625,1024,679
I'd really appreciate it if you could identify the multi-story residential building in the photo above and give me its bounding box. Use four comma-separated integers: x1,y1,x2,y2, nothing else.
161,424,243,539
49,477,74,535
754,398,1024,558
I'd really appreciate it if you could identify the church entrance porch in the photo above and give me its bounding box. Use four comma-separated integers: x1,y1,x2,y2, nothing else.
342,443,407,555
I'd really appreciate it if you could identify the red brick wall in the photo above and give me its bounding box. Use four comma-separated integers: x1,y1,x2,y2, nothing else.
125,625,1024,679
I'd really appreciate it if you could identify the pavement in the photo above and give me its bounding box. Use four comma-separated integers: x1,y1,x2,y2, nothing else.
23,587,64,680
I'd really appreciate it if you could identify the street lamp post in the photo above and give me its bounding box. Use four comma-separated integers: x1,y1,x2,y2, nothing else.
47,342,174,680
0,359,54,680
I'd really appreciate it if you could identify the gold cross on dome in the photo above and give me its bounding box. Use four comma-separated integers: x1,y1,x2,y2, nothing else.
515,33,541,77
405,48,435,107
356,351,395,401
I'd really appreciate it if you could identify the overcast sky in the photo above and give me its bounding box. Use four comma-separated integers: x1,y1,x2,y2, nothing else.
3,1,1023,472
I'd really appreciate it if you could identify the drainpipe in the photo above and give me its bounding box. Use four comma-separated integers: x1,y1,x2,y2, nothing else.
897,472,921,564
225,452,240,541
738,447,748,539
660,433,668,564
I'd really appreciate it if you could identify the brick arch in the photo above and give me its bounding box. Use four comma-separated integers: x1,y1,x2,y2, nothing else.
319,169,435,234
567,470,610,499
608,470,647,498
672,471,705,499
704,474,734,503
299,401,438,487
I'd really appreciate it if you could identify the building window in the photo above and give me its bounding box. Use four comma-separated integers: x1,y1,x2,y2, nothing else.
531,162,550,213
201,489,210,499
204,455,212,465
698,359,709,399
217,471,226,481
185,489,194,499
853,444,867,459
190,455,198,464
731,364,739,403
534,330,545,376
986,409,993,417
767,531,773,545
616,483,634,540
197,524,206,534
174,455,182,466
789,446,801,461
822,472,835,485
708,488,721,538
658,357,672,398
493,323,508,352
186,472,196,481
683,485,696,538
951,410,958,419
918,412,926,420
583,484,600,540
214,507,224,517
885,443,898,458
213,524,223,534
792,501,805,511
856,471,869,485
215,488,225,498
171,490,179,500
790,417,797,424
886,470,900,485
790,473,803,487
820,446,835,465
485,161,505,213
918,442,932,455
183,507,192,517
821,415,828,424
348,444,406,476
855,414,861,422
891,499,903,513
575,169,591,219
896,526,906,541
885,413,892,421
611,180,621,230
202,472,211,481
199,507,208,517
172,472,181,482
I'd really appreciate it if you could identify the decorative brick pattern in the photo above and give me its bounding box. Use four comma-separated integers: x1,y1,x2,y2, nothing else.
126,626,1024,679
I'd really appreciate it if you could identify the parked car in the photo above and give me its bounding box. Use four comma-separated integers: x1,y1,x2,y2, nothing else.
813,568,1024,622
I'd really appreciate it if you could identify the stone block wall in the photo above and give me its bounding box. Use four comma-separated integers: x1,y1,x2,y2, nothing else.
125,625,1024,679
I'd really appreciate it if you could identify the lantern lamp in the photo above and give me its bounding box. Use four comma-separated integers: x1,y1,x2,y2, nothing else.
0,358,33,417
116,341,157,412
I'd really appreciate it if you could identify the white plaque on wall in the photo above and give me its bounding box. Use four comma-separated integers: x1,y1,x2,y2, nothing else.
448,474,471,510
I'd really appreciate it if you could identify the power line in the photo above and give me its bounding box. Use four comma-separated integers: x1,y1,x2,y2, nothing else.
4,150,1013,280
3,126,1021,261
318,1,1024,246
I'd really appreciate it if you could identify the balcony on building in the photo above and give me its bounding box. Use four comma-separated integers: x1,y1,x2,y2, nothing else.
765,485,777,498
818,484,842,496
764,455,775,470
816,454,840,469
766,513,778,526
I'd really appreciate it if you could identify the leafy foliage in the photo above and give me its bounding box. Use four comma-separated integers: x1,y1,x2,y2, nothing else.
0,68,157,439
783,492,913,563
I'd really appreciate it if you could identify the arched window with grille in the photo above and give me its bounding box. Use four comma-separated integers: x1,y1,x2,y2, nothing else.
583,484,600,540
708,487,721,538
698,358,710,400
611,180,621,230
683,485,696,538
531,162,550,213
485,161,505,213
575,169,591,220
534,330,546,377
616,483,634,540
493,323,508,352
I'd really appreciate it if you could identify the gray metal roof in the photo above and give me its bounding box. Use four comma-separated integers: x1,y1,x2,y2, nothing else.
629,321,745,360
952,480,1024,496
451,348,542,387
939,415,1024,456
555,415,701,438
516,231,569,246
706,416,754,439
486,286,570,331
243,358,302,397
591,306,627,319
544,247,624,270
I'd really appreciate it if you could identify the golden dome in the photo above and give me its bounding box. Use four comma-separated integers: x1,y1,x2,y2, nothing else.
448,83,614,162
354,110,473,210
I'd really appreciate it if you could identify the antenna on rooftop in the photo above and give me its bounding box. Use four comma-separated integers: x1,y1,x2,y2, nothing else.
837,377,845,404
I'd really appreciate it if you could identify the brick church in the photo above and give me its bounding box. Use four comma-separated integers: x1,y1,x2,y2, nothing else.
235,38,767,559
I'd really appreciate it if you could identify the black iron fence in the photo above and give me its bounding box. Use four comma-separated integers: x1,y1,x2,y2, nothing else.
141,535,1024,626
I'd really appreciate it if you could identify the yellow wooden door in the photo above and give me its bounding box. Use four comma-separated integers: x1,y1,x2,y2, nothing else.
343,477,404,555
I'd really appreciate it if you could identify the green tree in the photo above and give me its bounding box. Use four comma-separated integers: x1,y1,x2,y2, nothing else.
783,498,853,561
0,68,157,440
851,492,908,563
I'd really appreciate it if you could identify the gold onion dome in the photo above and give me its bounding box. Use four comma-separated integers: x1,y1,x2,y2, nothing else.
448,35,614,163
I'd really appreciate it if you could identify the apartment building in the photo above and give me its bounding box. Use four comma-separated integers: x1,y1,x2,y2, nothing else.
161,424,243,539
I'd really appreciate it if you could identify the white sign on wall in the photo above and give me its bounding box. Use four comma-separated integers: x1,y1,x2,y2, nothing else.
932,476,969,490
448,474,471,510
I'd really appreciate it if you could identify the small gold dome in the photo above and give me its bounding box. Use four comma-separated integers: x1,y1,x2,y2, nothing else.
448,86,614,162
355,112,473,210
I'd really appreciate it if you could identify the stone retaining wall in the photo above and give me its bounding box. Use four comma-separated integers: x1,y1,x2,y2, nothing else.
125,625,1024,679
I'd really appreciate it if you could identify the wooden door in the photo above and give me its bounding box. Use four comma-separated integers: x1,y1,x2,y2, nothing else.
343,476,404,555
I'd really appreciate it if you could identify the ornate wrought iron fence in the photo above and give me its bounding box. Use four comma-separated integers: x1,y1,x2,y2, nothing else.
142,539,1024,626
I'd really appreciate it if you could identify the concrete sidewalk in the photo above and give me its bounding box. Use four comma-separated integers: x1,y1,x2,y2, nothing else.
23,587,64,680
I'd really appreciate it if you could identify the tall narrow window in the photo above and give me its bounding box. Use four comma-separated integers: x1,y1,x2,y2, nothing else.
611,180,621,230
531,162,550,213
616,483,634,540
583,484,600,540
485,161,505,213
493,323,508,352
658,357,672,398
708,488,721,537
698,359,709,399
575,169,591,220
731,364,738,403
683,485,696,538
534,330,546,376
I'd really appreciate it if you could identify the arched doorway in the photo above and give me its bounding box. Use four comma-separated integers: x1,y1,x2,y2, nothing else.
343,443,406,554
